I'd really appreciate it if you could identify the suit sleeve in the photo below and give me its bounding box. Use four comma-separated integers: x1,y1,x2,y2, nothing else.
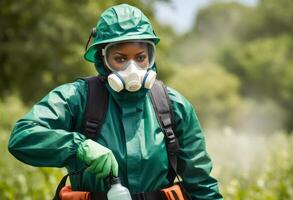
168,87,223,200
8,80,87,167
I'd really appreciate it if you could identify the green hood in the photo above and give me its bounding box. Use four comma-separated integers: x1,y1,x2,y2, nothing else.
87,4,160,101
84,4,160,63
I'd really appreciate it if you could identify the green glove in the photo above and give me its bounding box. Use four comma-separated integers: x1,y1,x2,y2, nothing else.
77,139,118,179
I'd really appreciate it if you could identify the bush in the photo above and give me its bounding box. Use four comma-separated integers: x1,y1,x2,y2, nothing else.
206,129,293,200
167,63,241,128
0,96,65,200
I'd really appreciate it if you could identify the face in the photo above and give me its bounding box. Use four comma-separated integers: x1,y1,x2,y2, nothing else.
105,42,150,71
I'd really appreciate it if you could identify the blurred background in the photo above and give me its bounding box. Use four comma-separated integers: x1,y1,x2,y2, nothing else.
1,0,292,199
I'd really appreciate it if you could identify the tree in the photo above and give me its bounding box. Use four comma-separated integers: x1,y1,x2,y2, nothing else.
221,35,293,130
256,0,293,37
167,63,241,129
171,0,293,131
0,0,174,104
169,2,255,65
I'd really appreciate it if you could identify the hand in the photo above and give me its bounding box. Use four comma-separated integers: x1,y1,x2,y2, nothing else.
77,139,118,179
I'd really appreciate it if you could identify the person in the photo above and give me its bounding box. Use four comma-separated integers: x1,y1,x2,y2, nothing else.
8,3,223,200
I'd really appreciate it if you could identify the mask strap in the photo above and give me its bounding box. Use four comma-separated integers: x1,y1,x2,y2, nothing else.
85,28,97,51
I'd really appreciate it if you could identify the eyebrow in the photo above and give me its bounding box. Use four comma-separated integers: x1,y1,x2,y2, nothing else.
113,52,126,56
136,51,146,55
113,50,146,56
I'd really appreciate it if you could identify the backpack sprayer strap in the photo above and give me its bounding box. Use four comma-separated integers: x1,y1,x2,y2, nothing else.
149,80,179,184
81,76,108,141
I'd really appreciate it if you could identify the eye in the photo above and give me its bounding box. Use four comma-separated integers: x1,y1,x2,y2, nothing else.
136,54,146,62
114,56,127,63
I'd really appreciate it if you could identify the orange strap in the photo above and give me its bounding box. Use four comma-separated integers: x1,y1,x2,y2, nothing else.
161,184,185,200
59,184,186,200
60,185,91,200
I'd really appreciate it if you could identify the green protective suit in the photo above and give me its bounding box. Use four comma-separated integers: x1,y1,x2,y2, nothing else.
8,4,223,200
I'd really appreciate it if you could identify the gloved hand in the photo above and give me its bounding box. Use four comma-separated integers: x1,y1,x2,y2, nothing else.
77,139,118,179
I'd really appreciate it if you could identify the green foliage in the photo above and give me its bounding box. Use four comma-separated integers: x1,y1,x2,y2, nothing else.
221,34,293,130
1,0,94,103
170,2,254,65
167,63,241,128
0,96,66,199
194,2,254,40
253,0,293,38
0,0,175,104
207,129,293,200
221,35,293,101
170,0,293,131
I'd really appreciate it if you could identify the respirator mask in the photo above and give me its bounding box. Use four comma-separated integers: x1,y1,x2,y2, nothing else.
102,40,157,92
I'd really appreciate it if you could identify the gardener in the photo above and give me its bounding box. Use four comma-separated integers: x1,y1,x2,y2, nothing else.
8,4,223,200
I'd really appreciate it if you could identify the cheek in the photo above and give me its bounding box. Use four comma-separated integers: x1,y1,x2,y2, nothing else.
141,57,150,68
107,59,115,67
143,60,149,67
108,59,124,71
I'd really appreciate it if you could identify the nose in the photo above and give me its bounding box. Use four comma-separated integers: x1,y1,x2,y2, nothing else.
125,60,138,72
124,61,142,92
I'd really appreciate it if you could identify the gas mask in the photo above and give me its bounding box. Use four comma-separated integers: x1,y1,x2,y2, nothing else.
102,40,157,92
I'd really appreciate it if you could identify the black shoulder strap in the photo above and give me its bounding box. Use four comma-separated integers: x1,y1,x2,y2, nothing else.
81,76,108,140
150,80,179,185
